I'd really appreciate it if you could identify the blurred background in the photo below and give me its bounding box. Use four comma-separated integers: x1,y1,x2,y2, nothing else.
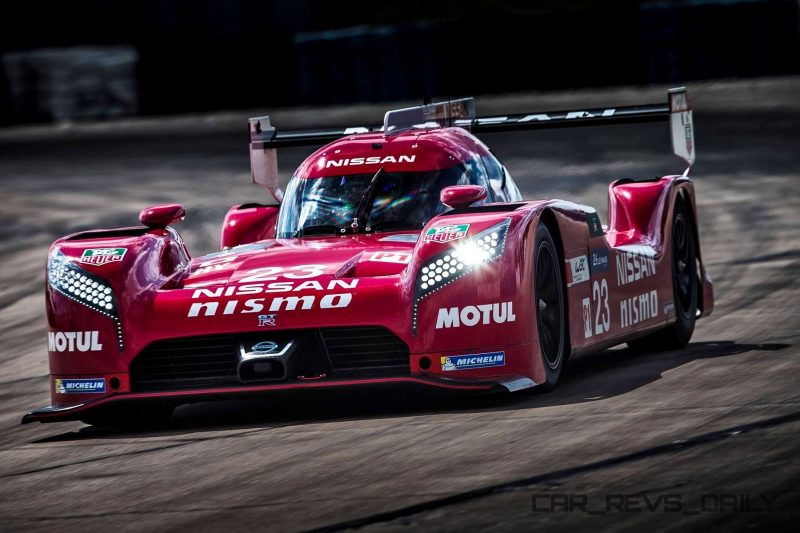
1,0,798,125
1,3,799,529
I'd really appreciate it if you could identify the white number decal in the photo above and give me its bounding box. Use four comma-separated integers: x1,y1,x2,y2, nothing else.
239,264,326,282
239,267,282,283
284,264,325,279
195,255,237,275
592,279,611,335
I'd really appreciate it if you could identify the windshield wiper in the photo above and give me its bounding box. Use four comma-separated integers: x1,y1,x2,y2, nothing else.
351,167,384,233
293,224,342,238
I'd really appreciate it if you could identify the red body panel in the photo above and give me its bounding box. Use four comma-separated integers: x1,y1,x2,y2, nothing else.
27,127,714,423
220,204,279,249
294,128,492,178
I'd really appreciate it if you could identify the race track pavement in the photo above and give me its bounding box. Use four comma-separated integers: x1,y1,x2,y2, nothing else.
0,78,798,531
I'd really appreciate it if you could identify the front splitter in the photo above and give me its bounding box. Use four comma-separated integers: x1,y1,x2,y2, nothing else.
22,375,535,424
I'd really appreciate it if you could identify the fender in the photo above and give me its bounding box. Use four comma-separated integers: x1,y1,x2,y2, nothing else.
45,226,190,379
406,202,568,384
608,175,713,316
516,201,599,362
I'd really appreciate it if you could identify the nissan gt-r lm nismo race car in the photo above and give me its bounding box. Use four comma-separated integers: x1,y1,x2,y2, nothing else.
24,88,714,425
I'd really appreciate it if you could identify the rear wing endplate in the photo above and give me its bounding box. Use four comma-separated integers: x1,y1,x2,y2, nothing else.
668,87,695,173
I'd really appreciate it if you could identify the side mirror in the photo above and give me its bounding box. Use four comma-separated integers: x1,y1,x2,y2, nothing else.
139,204,186,229
440,185,487,209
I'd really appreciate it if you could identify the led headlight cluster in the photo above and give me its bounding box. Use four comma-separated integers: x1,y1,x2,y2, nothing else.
412,218,510,334
48,250,123,350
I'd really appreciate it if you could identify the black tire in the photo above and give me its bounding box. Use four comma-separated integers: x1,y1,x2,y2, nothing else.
81,402,175,428
628,197,698,351
534,223,568,391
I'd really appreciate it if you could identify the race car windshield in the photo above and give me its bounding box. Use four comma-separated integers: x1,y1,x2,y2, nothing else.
276,160,484,238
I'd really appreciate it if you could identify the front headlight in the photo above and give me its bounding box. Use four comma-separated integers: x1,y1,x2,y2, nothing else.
48,250,123,350
412,218,510,334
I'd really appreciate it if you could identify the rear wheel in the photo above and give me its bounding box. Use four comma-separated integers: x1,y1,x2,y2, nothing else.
628,197,698,351
534,223,567,390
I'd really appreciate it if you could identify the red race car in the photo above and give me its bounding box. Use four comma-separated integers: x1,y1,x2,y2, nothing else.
25,88,713,425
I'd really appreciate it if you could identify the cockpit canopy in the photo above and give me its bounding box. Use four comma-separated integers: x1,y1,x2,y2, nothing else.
276,159,492,238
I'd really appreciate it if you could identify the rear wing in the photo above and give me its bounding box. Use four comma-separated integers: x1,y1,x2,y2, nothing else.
250,87,695,198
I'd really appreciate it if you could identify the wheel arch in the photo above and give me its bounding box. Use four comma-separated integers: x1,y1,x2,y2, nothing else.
539,208,564,260
673,183,708,315
536,208,572,360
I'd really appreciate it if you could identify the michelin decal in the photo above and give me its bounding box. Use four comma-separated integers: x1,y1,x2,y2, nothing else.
441,351,505,372
55,378,106,394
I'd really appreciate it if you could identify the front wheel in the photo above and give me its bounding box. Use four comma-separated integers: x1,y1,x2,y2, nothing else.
534,223,568,390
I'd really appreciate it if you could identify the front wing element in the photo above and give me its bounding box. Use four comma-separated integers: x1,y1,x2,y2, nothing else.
23,375,535,424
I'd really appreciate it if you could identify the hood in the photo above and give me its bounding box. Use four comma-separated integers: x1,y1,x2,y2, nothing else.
181,232,419,289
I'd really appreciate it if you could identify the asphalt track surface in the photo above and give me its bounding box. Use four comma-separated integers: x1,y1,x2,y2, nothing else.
0,79,798,531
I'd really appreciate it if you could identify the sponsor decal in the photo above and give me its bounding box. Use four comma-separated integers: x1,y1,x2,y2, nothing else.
188,293,353,317
590,247,610,274
325,155,416,169
620,290,659,329
55,378,106,394
191,279,358,298
258,314,276,327
251,341,279,354
683,117,693,155
435,302,515,329
582,297,592,338
566,256,590,286
465,109,616,124
188,278,360,318
664,301,675,317
441,351,505,372
424,224,470,244
586,213,604,237
240,339,294,363
80,248,127,266
616,246,657,286
368,251,412,264
48,331,103,352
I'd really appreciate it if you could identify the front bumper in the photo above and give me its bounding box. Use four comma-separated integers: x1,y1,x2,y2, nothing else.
22,374,535,424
